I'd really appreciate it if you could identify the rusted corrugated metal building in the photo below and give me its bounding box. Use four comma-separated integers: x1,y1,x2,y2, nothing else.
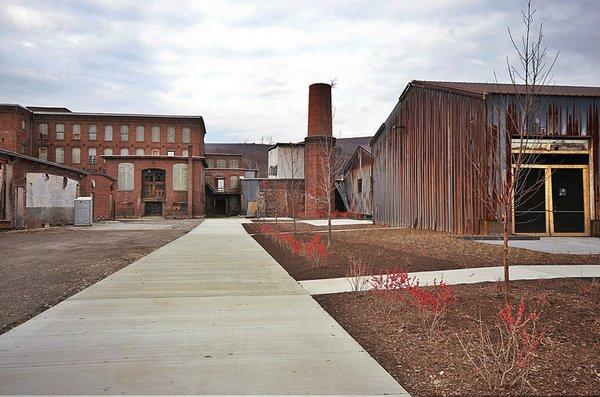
371,81,600,236
342,145,373,215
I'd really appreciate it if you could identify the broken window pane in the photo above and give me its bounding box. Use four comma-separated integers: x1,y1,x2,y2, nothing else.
72,124,81,140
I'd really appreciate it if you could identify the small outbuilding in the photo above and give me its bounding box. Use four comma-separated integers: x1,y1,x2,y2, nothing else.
0,148,87,229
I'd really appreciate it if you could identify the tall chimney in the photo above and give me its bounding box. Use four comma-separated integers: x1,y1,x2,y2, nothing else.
307,83,332,137
304,83,336,215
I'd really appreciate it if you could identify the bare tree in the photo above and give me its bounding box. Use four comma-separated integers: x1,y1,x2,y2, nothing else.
313,134,345,249
279,143,304,234
466,0,558,301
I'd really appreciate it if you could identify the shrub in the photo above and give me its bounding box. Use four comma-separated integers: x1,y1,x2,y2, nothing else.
304,234,328,267
346,257,371,291
370,268,417,294
458,299,544,392
370,270,454,335
407,280,455,336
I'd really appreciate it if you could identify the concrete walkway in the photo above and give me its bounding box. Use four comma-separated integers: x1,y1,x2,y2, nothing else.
300,265,600,295
481,237,600,255
0,218,407,395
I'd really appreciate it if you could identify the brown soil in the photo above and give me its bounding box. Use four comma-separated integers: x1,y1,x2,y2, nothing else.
0,219,202,334
316,279,600,396
242,221,379,234
248,225,600,280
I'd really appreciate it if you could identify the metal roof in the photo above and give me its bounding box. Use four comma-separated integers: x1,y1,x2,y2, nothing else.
0,148,88,175
411,80,600,98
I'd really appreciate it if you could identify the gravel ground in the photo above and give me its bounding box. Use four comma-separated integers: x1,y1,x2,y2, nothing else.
0,218,202,334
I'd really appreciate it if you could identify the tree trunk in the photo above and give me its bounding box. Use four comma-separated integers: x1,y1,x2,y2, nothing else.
503,214,510,302
327,190,333,249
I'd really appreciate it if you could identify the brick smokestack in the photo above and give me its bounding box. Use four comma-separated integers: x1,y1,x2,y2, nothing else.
307,83,332,137
304,83,336,215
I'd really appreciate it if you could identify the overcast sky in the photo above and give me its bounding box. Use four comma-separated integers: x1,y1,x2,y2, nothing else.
1,1,599,143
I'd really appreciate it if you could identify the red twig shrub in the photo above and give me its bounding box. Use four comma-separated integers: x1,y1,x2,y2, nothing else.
304,234,328,267
346,257,370,291
370,268,417,294
457,299,544,391
370,269,454,335
408,279,456,336
259,224,328,267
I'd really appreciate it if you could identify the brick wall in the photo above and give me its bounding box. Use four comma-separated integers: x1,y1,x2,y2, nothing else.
258,178,305,217
0,106,32,155
105,156,204,218
31,117,205,173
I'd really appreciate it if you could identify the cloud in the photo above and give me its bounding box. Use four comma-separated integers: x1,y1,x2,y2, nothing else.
0,0,598,143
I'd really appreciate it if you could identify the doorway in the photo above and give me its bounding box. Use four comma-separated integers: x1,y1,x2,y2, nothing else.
144,201,163,216
142,169,166,199
514,166,589,235
215,199,226,215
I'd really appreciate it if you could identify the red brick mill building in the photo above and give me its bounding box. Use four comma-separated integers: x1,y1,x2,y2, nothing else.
0,104,209,225
0,83,356,228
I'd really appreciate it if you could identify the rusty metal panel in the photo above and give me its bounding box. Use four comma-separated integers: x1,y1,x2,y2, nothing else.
372,86,487,234
343,147,373,215
373,86,600,234
487,94,600,218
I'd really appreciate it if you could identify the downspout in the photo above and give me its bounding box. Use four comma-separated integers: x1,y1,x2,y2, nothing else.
187,145,193,218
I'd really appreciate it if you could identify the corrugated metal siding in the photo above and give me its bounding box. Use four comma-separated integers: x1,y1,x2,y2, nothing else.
487,94,600,218
372,87,488,234
372,86,600,234
343,148,373,215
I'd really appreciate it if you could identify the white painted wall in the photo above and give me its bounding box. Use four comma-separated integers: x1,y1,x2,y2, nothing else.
26,173,78,208
268,145,304,179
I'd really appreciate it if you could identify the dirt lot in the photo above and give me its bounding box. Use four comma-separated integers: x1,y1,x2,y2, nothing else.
316,279,600,396
248,224,600,280
0,219,202,334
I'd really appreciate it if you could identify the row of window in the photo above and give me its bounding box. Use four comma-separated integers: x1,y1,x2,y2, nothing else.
117,163,189,191
206,158,239,168
38,124,191,144
38,147,190,164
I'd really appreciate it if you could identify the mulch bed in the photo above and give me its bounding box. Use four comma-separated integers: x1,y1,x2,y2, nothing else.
316,279,600,396
247,224,600,280
242,221,378,234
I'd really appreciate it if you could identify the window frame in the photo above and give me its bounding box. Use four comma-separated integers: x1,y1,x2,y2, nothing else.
120,125,129,141
56,124,65,140
88,148,97,164
172,163,188,191
104,125,113,141
39,124,48,139
55,147,65,164
135,125,145,142
117,162,135,191
72,147,81,164
166,126,175,143
182,127,191,143
72,124,81,140
88,124,97,141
